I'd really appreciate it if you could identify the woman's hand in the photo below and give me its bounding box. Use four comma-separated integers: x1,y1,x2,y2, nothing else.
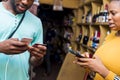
0,38,28,54
73,53,109,78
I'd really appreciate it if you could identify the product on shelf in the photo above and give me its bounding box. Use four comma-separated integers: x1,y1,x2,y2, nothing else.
104,4,109,22
86,9,92,23
76,32,82,42
92,8,99,23
83,35,89,45
92,30,100,49
89,32,94,47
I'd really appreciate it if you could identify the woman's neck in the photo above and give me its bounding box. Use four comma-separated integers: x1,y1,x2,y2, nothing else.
115,30,120,36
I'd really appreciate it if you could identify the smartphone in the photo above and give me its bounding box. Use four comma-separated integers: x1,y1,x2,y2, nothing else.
68,48,84,58
33,43,47,47
21,38,32,44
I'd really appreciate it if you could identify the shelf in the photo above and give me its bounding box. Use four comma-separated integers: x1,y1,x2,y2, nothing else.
84,0,102,5
79,1,84,8
77,23,91,26
79,0,102,8
72,0,110,54
77,22,109,26
92,23,109,26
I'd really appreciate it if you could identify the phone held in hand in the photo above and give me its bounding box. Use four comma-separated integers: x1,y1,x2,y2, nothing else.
21,38,32,44
68,47,84,58
33,43,47,47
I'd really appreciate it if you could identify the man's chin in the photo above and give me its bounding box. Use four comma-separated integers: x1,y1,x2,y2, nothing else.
16,10,26,14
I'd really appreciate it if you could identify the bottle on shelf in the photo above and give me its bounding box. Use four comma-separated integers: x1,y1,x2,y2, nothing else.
92,7,100,23
86,9,92,23
92,11,98,23
92,30,100,49
98,4,109,23
89,32,94,47
99,9,105,23
76,32,82,43
104,4,109,22
83,34,89,45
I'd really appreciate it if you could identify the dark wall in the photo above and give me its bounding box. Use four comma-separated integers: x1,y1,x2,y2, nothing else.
38,4,73,24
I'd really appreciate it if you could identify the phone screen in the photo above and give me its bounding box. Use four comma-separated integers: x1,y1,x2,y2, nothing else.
33,43,47,47
68,48,84,58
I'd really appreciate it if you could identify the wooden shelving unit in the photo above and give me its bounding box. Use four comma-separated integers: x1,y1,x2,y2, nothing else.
73,0,110,54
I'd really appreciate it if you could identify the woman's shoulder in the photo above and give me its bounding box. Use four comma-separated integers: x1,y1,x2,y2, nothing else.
104,31,117,43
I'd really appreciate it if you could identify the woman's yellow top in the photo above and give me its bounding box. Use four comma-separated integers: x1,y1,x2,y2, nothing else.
94,31,120,80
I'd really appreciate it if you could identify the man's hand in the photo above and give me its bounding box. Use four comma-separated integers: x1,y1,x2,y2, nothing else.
28,44,47,66
0,38,28,54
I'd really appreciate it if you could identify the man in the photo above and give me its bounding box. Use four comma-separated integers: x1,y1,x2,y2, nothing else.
0,0,46,80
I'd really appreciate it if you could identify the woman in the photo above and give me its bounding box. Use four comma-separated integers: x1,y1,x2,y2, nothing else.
73,0,120,80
